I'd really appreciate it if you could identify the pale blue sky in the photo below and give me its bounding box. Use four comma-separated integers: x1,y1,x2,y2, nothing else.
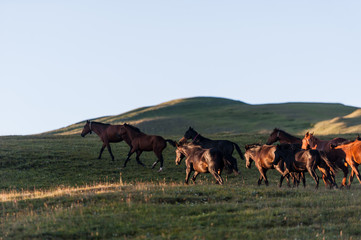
1,1,360,135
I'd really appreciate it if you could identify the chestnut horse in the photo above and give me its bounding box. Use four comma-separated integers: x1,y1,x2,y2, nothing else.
302,132,347,151
244,144,290,187
301,132,349,187
273,144,337,189
332,139,361,187
119,123,174,172
175,142,226,185
266,128,302,146
81,121,124,161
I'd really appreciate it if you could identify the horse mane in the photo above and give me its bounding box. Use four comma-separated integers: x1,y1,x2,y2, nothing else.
124,123,142,133
91,121,110,126
276,128,299,139
245,143,261,150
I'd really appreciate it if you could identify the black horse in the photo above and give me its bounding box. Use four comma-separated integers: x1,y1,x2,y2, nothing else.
180,127,244,163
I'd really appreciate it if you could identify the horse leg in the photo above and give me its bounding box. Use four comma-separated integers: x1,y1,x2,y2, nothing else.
209,168,224,185
307,167,319,189
152,151,164,172
191,171,200,184
340,164,349,188
98,143,106,159
135,150,145,167
350,163,361,185
185,167,192,184
106,143,115,161
301,172,306,188
348,170,355,188
123,148,135,168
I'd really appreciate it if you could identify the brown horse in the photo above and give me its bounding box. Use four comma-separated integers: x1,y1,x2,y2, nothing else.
175,142,226,185
301,132,349,187
273,144,337,189
302,132,347,151
332,139,361,187
81,121,123,161
244,144,290,187
119,123,174,172
266,128,302,146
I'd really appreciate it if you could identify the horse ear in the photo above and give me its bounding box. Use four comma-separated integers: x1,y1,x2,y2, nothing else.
305,132,309,137
87,120,90,123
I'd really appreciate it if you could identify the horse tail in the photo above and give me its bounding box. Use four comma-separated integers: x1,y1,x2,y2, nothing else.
233,142,245,160
319,151,339,173
165,139,176,147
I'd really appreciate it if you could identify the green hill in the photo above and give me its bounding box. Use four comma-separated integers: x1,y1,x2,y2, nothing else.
45,97,357,136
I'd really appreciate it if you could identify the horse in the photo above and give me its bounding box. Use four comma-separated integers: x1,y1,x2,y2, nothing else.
180,127,244,161
331,139,361,187
81,120,124,161
175,142,226,185
244,144,290,187
266,128,302,146
119,123,174,172
273,144,337,189
302,132,347,151
301,132,349,187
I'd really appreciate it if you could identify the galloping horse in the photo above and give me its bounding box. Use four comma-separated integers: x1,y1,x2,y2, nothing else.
332,139,361,187
119,123,174,172
180,127,244,161
81,121,123,161
244,144,290,187
266,128,302,146
302,132,347,151
273,144,337,189
301,132,349,187
175,142,226,185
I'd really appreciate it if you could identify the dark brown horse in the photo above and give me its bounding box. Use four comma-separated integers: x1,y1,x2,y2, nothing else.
180,127,244,161
119,123,174,172
301,132,349,187
266,128,302,146
273,144,337,189
244,144,290,187
175,142,226,185
81,121,123,161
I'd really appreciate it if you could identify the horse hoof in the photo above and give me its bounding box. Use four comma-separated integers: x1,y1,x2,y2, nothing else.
157,167,163,172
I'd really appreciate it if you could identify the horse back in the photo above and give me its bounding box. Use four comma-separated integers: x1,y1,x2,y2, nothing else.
258,145,276,168
104,125,123,143
350,141,361,164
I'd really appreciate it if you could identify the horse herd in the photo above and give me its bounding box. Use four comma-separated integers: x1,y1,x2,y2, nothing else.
81,121,361,189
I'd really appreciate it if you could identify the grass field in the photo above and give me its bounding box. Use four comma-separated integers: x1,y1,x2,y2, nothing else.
2,133,361,239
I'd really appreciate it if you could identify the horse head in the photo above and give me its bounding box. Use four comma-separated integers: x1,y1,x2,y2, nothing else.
301,131,313,149
184,127,198,140
175,143,187,165
81,120,92,137
244,144,260,169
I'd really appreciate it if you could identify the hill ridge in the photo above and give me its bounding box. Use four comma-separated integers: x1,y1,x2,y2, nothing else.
44,96,357,136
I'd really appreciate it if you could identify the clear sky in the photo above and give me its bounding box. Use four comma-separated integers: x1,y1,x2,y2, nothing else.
1,1,360,135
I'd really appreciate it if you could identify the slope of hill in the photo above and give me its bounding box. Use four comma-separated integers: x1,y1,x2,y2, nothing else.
308,109,361,135
45,97,357,136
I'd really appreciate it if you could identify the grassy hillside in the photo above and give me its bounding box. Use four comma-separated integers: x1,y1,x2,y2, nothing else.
309,109,361,135
45,97,357,136
2,134,361,239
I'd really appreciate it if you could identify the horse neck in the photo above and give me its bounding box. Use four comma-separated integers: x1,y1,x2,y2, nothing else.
91,122,107,136
279,132,301,144
124,126,143,139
